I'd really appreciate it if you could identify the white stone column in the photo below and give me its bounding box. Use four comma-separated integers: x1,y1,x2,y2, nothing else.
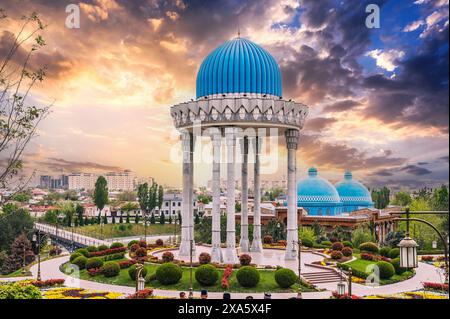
189,133,196,256
251,135,263,253
224,127,237,264
239,136,250,253
210,128,222,262
285,129,299,260
179,131,192,257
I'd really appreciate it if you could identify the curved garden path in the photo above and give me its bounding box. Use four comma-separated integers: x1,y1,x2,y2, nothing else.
12,253,443,299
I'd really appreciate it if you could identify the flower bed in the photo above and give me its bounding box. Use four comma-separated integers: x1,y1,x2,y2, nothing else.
89,246,127,257
30,279,65,288
423,282,448,292
221,265,233,289
126,288,153,299
331,291,361,299
43,287,122,299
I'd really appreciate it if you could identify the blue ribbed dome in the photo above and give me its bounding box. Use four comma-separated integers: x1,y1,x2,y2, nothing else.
297,168,341,205
335,171,373,206
196,37,282,98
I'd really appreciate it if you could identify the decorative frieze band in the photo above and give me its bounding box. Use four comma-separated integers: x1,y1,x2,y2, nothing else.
170,97,309,129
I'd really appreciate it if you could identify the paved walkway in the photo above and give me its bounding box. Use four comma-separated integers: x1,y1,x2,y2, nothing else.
6,253,440,299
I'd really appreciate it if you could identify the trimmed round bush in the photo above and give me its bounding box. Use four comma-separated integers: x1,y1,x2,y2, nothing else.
72,256,87,269
239,254,252,266
332,242,344,251
110,242,124,249
155,239,164,246
236,266,260,288
389,248,400,259
85,257,104,270
263,235,273,244
274,268,297,288
127,240,139,248
138,240,147,248
155,263,183,285
342,241,353,248
341,247,353,257
75,248,89,258
361,252,375,261
198,252,211,265
376,261,395,279
135,247,147,258
301,238,314,248
195,264,219,286
379,247,391,257
390,258,406,275
359,242,379,254
86,246,98,253
130,243,140,253
162,251,174,263
321,241,332,247
330,251,343,260
128,264,148,281
70,252,82,263
102,261,120,277
98,244,109,251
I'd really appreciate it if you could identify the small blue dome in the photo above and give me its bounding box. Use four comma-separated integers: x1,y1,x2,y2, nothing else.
297,168,341,207
335,171,374,207
196,37,282,98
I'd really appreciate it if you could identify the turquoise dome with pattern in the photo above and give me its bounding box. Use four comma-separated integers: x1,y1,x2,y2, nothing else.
297,168,342,216
196,37,282,98
335,171,374,212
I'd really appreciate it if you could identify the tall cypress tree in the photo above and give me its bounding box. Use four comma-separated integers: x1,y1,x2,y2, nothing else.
93,176,108,218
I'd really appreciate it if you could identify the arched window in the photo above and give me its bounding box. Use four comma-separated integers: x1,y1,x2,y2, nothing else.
326,208,331,215
318,208,322,216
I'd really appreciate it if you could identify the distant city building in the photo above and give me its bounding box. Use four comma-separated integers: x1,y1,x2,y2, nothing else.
67,170,138,191
154,193,197,218
39,174,69,189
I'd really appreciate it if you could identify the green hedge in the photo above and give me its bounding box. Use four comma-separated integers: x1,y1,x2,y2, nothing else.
376,261,395,279
236,266,260,288
128,264,148,281
195,264,219,286
156,263,183,285
72,256,87,269
70,252,82,263
390,258,407,275
388,248,400,259
379,247,391,257
359,242,379,254
85,257,104,270
337,263,368,279
102,262,120,277
274,268,297,288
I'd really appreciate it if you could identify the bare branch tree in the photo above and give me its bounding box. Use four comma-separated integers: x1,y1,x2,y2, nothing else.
0,9,51,190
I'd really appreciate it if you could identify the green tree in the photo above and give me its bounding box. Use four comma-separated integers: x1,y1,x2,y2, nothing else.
159,212,165,225
371,187,390,209
11,192,31,203
391,191,412,207
157,185,164,210
103,214,108,225
263,219,286,242
137,183,149,220
351,226,374,247
194,213,200,225
150,213,156,224
75,204,84,226
0,204,34,252
431,185,449,211
93,176,108,218
1,234,35,274
168,214,172,224
0,10,50,189
117,190,137,202
126,213,130,224
410,198,431,211
63,190,78,201
119,214,123,223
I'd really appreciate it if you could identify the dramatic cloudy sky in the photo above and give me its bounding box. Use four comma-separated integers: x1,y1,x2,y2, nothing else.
1,0,448,190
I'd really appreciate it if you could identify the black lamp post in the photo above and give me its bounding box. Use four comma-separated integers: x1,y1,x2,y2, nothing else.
32,232,51,281
397,208,449,288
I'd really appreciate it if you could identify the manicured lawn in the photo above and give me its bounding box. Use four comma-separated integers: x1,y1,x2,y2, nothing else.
0,268,31,278
345,258,414,285
61,262,316,293
66,223,176,239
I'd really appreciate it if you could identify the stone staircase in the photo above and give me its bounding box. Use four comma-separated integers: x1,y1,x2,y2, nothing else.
302,270,344,284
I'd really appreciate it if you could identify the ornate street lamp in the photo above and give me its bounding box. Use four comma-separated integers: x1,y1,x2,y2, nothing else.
135,263,145,292
398,236,419,269
32,232,51,281
432,240,438,249
337,268,346,295
296,239,302,299
396,208,449,287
